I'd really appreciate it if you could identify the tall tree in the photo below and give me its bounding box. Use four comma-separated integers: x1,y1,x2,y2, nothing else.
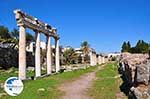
81,41,90,63
148,43,150,58
135,40,149,53
11,28,19,39
127,41,131,50
121,41,131,52
121,40,150,53
0,26,11,39
10,28,34,48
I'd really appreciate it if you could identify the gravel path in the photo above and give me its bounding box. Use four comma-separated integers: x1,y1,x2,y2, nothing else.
59,72,96,99
59,66,103,99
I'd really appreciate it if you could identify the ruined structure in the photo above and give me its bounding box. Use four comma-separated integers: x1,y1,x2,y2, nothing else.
119,53,150,99
90,49,107,66
14,9,60,80
90,50,97,66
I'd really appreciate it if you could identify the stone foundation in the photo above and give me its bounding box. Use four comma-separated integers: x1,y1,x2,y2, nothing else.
119,53,150,99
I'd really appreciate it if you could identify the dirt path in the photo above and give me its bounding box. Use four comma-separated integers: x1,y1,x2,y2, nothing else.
59,66,103,99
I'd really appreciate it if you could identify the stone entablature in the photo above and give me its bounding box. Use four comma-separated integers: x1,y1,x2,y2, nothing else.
14,9,59,39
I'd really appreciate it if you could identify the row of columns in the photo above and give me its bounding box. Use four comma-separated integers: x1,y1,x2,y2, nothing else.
19,26,60,80
90,51,106,66
97,55,105,64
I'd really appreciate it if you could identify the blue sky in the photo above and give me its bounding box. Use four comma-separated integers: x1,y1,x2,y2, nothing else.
0,0,150,52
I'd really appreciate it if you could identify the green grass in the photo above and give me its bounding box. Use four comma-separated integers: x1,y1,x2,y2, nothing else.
0,68,47,83
1,65,97,99
89,62,123,99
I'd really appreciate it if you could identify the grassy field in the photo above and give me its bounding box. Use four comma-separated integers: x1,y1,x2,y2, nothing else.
88,62,126,99
0,68,48,83
1,66,97,99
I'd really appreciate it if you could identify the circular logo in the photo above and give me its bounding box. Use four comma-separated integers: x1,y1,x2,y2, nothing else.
4,77,24,96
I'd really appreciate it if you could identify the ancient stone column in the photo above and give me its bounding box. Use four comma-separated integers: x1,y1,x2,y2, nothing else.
95,54,97,65
81,55,84,64
55,39,60,72
90,51,94,66
35,32,41,77
102,57,105,63
19,26,26,80
98,55,102,64
46,36,52,74
94,54,97,65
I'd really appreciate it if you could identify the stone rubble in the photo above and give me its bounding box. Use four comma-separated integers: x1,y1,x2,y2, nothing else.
119,53,150,99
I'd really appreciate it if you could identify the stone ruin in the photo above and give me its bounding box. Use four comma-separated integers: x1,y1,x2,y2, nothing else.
119,52,150,99
14,9,60,80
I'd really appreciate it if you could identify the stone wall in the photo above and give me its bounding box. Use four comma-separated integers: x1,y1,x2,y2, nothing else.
119,53,150,99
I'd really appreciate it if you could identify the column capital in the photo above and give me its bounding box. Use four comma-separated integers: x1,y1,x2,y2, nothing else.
17,23,26,28
54,36,60,40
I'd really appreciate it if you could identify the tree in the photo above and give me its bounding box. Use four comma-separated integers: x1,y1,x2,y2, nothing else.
11,28,19,39
0,26,34,69
10,29,34,48
81,41,90,63
135,40,149,53
0,26,11,39
81,41,90,55
121,40,150,54
9,28,19,49
121,42,126,52
63,48,78,65
129,47,137,53
127,41,131,50
121,41,131,52
0,26,16,49
11,28,34,44
148,43,150,58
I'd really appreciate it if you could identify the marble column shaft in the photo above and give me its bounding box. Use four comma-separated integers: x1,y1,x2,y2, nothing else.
19,26,26,80
47,36,52,74
55,39,60,72
35,32,41,77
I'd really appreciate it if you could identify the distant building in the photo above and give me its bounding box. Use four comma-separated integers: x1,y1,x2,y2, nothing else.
107,52,121,58
26,41,47,52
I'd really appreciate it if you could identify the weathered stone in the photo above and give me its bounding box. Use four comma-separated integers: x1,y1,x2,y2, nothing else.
120,53,150,83
90,51,97,66
35,32,41,77
55,39,60,72
19,26,26,80
136,62,150,85
119,53,150,99
47,36,52,74
131,87,142,99
14,9,60,80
